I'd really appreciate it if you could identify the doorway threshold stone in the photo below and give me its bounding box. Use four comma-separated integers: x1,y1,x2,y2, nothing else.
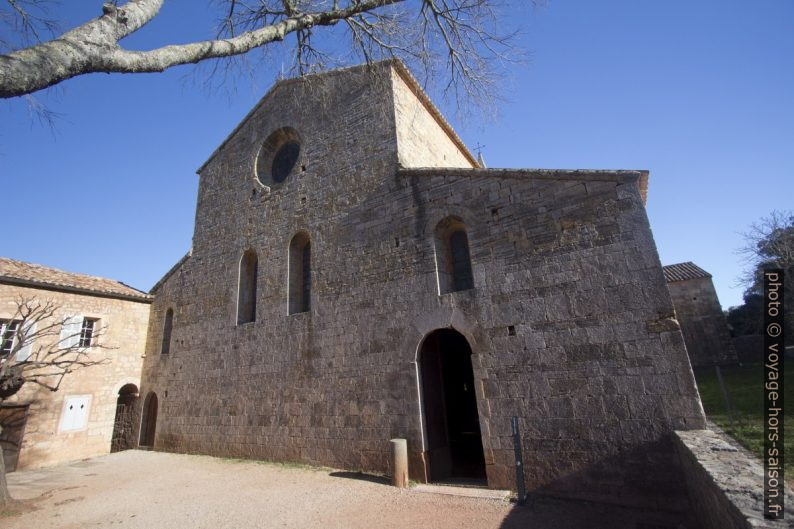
412,483,510,500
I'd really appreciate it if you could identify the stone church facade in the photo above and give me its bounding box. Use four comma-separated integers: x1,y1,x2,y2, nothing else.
139,61,705,509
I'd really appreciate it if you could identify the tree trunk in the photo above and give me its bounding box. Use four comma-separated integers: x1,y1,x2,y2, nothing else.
0,431,11,507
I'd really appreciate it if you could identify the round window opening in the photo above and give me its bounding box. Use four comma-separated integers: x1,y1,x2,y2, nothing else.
255,127,302,186
271,141,300,183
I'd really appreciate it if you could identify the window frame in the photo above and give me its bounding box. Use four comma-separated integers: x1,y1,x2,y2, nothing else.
288,232,312,315
161,307,174,354
78,317,98,348
1,319,21,357
433,216,475,295
236,249,259,325
255,127,302,187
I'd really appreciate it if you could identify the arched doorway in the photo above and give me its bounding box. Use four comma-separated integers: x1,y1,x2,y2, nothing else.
419,329,486,483
111,384,139,452
139,391,158,448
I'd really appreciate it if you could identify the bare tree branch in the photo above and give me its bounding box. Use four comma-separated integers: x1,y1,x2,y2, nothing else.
1,296,111,400
737,210,794,291
731,210,794,345
0,295,116,505
0,0,60,51
0,0,523,109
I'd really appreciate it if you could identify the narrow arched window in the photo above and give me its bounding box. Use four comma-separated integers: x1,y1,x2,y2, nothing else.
161,308,173,355
289,232,311,314
237,250,258,324
434,217,474,294
449,229,474,291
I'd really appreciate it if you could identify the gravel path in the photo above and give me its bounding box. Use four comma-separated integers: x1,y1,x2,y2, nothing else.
3,450,686,529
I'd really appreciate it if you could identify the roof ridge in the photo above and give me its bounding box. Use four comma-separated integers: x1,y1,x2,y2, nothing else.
1,257,143,289
0,257,151,301
662,261,712,282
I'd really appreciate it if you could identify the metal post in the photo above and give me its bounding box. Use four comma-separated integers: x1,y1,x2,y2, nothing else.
511,416,526,505
715,365,735,427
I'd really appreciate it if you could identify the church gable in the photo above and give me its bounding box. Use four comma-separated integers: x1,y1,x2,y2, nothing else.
389,64,477,169
190,62,402,256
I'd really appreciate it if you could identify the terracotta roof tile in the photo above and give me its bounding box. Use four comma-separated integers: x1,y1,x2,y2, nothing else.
662,262,711,283
0,257,151,302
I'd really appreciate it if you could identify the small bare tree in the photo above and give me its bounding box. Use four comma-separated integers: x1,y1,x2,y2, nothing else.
0,296,109,506
739,211,794,279
729,210,794,343
0,0,523,106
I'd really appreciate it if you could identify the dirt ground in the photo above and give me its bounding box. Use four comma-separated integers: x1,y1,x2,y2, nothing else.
3,450,685,529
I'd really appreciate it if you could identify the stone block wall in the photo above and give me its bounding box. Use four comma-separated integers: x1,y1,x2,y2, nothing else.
667,276,737,367
0,284,150,469
675,429,793,529
140,61,706,512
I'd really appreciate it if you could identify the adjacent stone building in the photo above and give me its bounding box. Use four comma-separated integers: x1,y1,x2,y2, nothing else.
0,258,151,471
663,262,737,368
140,60,706,512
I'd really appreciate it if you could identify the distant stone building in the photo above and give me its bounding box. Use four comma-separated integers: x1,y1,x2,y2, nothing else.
662,261,737,368
139,60,705,512
0,258,151,471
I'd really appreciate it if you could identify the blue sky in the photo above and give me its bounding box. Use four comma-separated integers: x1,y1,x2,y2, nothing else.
1,1,792,309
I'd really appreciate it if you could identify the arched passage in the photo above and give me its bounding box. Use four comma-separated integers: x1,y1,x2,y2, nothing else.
419,329,486,483
139,391,158,448
111,383,139,452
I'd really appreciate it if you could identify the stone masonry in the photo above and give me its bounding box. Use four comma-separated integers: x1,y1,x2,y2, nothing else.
675,429,793,529
0,258,151,470
663,262,738,368
140,61,706,512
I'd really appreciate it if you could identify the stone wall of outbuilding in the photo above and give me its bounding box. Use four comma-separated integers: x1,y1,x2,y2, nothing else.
0,283,150,469
667,276,737,367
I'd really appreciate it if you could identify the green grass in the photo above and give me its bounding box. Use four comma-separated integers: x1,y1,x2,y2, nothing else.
694,362,792,483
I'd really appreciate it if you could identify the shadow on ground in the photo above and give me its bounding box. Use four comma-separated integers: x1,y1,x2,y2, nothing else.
328,471,391,486
497,494,693,529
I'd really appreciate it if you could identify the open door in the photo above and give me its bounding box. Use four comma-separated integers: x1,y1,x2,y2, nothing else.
420,329,486,483
112,384,139,452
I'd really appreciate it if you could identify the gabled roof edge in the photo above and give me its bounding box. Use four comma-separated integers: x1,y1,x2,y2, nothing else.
196,60,399,175
662,262,712,283
0,276,152,303
389,61,479,168
149,251,192,294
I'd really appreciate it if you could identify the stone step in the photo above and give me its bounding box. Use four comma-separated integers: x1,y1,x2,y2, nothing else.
412,483,511,500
